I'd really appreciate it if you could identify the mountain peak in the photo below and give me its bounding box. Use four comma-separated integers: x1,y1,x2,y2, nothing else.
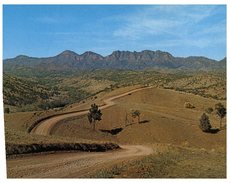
81,51,103,60
81,51,100,56
58,50,78,56
15,55,29,59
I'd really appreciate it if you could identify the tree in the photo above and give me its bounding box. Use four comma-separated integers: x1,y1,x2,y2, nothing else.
87,103,102,130
199,113,211,132
131,110,141,123
215,103,226,129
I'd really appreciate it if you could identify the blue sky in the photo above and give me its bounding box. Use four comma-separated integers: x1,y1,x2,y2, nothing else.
3,5,226,60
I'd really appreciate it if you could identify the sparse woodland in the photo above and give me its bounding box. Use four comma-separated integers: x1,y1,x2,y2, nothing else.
3,70,226,112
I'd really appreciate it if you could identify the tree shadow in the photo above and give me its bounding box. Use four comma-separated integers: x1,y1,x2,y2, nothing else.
139,120,150,124
204,128,220,134
100,127,123,135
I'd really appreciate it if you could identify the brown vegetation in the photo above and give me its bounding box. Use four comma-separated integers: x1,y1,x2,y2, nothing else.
6,142,119,157
184,102,195,109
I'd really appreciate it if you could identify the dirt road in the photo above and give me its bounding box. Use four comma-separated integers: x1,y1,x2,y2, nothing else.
31,86,152,136
7,145,153,178
18,87,154,178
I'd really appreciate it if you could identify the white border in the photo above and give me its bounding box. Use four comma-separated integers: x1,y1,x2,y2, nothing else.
226,0,230,181
0,0,229,183
0,1,6,181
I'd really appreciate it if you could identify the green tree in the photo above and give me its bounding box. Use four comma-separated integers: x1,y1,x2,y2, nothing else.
131,110,141,123
199,113,211,132
215,103,226,129
87,103,102,130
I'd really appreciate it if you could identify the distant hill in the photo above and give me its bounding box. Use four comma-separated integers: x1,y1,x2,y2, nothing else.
217,57,226,70
3,50,226,72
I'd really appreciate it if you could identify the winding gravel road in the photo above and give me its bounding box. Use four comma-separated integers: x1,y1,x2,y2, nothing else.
31,86,152,136
8,87,154,178
7,145,153,178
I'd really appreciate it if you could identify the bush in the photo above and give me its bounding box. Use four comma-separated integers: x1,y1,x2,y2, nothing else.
205,107,213,114
184,102,195,109
38,100,69,110
6,143,120,156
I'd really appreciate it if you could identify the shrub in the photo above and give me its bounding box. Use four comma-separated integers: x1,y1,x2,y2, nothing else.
38,100,68,110
205,107,213,114
6,143,120,156
184,102,195,109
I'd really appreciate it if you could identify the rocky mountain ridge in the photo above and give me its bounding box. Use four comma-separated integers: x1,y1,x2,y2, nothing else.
4,50,226,71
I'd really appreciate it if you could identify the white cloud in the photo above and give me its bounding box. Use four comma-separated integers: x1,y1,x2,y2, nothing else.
36,16,60,24
148,36,225,49
113,18,182,39
113,5,219,40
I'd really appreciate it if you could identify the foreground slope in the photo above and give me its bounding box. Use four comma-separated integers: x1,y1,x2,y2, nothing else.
52,87,226,149
42,87,227,178
5,86,226,178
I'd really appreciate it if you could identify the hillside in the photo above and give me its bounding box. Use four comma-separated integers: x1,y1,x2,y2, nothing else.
3,74,57,107
51,87,226,149
3,50,226,72
5,86,225,178
3,70,226,113
3,69,226,113
4,82,226,178
3,74,92,112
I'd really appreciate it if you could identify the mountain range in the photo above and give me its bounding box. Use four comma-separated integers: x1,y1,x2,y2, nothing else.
3,50,226,72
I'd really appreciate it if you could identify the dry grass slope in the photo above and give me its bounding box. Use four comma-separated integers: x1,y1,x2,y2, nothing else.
91,144,226,178
52,87,226,149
